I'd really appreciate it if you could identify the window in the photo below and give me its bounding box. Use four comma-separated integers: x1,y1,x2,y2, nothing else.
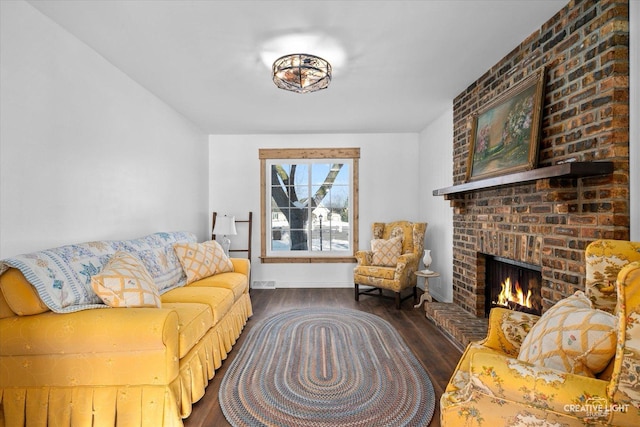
260,148,359,263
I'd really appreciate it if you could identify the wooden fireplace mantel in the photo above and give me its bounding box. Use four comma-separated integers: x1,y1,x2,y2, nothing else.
433,161,613,198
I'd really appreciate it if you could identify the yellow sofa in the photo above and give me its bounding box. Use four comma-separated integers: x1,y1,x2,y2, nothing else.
0,232,252,426
441,239,640,426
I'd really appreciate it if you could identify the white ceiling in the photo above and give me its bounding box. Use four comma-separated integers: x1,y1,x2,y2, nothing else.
26,0,567,135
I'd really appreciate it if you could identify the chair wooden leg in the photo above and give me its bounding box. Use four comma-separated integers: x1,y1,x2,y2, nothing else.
413,286,418,304
354,283,359,301
395,292,401,309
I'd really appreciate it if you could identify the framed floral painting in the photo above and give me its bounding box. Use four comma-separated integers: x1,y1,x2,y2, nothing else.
466,67,546,182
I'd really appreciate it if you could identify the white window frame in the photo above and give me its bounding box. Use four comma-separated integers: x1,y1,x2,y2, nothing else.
260,148,359,263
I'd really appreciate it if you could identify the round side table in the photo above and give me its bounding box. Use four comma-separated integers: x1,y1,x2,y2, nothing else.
414,270,440,308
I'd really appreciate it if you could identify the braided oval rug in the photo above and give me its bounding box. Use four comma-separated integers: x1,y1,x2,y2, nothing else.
219,308,435,427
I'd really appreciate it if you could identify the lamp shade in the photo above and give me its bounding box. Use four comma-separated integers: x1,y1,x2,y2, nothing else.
213,216,237,236
272,53,331,93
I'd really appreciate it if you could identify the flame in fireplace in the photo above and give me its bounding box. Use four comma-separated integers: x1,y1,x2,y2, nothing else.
496,277,532,308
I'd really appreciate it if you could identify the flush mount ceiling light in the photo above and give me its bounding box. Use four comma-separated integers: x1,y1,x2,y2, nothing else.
272,53,332,94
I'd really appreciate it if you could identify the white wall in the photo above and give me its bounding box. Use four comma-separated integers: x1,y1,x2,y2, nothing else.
0,1,209,257
418,109,454,302
631,0,639,241
209,133,420,288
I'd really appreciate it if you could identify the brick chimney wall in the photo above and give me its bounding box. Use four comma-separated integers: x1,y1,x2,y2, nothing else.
449,0,630,317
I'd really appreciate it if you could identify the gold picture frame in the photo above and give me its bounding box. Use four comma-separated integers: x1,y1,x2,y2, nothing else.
466,67,546,182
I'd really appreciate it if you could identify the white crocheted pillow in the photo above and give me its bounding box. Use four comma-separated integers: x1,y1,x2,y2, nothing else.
518,291,617,377
91,251,161,308
174,240,233,284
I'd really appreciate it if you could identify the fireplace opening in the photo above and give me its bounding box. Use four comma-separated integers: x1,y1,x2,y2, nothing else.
484,255,542,317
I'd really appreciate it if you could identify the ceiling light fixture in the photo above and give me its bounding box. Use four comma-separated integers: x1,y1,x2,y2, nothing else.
272,53,331,94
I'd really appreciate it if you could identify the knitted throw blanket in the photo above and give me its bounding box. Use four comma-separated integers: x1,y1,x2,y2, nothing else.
0,231,196,313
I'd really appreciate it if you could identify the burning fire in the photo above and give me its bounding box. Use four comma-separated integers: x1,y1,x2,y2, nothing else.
496,277,532,308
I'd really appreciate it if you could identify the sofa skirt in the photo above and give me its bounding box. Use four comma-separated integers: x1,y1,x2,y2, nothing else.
0,293,253,427
1,385,182,427
171,292,252,419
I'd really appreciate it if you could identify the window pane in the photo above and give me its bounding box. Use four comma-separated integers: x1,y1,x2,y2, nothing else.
334,164,349,184
323,187,350,251
292,163,308,184
311,163,331,185
289,229,308,250
271,206,288,251
293,183,309,205
270,164,290,186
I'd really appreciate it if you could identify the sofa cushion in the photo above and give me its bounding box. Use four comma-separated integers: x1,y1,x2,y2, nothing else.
161,287,234,325
0,268,49,316
371,236,402,267
91,251,161,308
518,291,617,377
188,272,248,300
354,265,396,281
162,302,213,358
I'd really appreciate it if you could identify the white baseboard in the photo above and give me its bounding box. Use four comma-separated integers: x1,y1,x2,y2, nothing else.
429,289,451,303
254,282,434,291
264,281,354,289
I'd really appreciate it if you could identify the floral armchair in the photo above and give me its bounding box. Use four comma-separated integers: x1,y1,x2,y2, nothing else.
353,221,427,309
441,239,640,426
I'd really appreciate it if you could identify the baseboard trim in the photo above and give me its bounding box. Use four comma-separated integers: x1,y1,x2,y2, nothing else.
272,281,354,289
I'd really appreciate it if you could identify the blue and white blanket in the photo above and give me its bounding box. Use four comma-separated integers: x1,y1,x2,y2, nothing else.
0,231,196,313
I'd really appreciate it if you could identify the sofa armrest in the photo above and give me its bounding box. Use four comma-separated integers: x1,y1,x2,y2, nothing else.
230,258,250,277
355,250,373,266
0,308,180,387
617,261,640,306
482,307,540,357
610,260,640,408
397,252,418,266
391,253,419,286
0,308,179,356
0,267,49,316
470,352,610,418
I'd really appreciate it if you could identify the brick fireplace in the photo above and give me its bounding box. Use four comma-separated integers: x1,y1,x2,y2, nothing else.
427,0,630,346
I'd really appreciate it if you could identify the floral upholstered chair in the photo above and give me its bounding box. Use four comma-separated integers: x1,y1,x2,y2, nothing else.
441,239,640,426
353,221,427,309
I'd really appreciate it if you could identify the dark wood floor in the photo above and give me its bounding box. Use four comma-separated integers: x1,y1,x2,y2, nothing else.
183,288,462,427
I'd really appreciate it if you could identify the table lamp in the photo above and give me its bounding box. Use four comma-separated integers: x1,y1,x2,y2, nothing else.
213,215,237,255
